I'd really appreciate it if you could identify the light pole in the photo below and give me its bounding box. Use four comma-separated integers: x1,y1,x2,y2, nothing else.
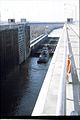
0,12,1,22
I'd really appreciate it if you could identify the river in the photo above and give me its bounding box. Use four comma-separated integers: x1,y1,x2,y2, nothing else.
1,56,52,116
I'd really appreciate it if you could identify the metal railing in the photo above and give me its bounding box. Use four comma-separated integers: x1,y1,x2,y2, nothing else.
31,24,68,116
56,23,68,115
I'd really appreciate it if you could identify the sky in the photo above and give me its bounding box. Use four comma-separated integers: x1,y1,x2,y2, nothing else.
0,0,79,22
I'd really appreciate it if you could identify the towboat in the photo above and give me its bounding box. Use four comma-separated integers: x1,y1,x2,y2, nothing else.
37,47,49,63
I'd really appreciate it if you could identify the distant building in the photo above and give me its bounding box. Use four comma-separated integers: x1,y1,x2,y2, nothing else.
8,19,15,23
0,21,30,81
21,18,26,22
67,18,73,23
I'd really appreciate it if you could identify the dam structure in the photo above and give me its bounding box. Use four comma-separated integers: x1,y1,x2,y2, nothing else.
0,20,79,116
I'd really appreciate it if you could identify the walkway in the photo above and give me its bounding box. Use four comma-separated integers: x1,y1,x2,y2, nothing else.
48,28,63,38
32,22,80,116
66,23,80,115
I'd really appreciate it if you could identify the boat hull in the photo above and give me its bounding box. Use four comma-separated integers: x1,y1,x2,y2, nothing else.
37,47,49,64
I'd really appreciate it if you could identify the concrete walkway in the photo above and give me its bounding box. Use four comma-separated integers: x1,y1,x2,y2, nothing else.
32,23,80,116
66,23,80,115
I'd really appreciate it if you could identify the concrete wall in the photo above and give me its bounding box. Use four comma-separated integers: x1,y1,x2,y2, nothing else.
0,28,19,82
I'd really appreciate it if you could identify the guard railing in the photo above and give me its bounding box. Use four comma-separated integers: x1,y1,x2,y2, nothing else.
56,23,68,115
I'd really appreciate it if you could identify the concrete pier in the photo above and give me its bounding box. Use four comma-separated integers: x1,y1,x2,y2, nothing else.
32,22,80,116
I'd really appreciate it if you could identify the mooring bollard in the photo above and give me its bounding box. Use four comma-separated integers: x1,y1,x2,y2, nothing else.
70,111,78,116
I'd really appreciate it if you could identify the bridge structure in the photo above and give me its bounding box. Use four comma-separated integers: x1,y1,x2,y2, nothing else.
30,28,63,56
31,22,80,116
30,34,48,55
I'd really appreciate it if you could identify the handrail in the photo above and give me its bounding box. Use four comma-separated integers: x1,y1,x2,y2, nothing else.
56,24,67,115
67,24,80,38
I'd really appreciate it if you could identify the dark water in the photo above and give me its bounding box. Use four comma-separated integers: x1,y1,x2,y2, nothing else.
0,56,52,116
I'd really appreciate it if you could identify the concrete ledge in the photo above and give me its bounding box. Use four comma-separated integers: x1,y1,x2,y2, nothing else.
32,26,64,116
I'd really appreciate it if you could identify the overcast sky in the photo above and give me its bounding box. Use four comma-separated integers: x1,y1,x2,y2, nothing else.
0,0,79,22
